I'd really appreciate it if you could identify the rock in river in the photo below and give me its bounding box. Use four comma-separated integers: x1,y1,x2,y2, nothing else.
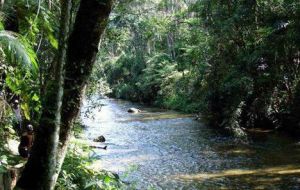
128,107,141,113
93,135,106,142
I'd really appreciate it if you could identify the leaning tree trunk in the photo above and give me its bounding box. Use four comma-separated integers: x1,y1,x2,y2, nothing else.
15,0,72,189
52,0,113,185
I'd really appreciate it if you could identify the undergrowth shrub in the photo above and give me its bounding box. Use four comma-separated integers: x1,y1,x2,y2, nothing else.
56,140,125,190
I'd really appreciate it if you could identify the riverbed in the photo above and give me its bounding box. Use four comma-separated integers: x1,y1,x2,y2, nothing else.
81,98,300,190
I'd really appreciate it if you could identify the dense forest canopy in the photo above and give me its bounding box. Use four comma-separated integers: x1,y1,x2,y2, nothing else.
92,0,300,135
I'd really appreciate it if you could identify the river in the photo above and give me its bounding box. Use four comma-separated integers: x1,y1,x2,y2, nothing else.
81,98,300,190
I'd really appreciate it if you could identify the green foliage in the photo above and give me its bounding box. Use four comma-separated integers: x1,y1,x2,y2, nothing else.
0,31,38,73
198,0,300,131
0,0,60,123
91,0,300,133
91,0,210,112
0,31,40,120
0,99,24,175
56,141,125,190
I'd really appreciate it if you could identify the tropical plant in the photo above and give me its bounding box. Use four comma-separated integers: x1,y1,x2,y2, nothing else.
0,30,40,120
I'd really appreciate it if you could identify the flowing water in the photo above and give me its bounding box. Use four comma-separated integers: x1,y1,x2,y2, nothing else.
82,98,300,190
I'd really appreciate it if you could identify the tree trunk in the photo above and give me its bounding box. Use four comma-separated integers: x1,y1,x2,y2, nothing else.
15,0,113,189
290,81,300,129
53,0,113,185
15,0,72,189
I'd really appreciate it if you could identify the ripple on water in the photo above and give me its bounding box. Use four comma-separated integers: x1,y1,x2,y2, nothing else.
82,98,300,189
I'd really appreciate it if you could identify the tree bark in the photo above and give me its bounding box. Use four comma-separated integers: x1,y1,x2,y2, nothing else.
15,0,72,189
53,0,113,185
15,0,113,189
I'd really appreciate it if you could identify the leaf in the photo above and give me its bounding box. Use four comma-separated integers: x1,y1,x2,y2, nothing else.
0,155,8,165
5,76,19,94
0,22,4,31
104,176,112,184
0,31,38,75
32,93,40,101
84,181,98,189
21,103,31,120
48,34,58,49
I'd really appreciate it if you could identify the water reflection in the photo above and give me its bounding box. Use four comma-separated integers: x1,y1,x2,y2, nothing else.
82,98,300,189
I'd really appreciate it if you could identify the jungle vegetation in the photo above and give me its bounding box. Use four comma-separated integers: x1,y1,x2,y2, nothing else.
0,0,299,189
93,0,300,134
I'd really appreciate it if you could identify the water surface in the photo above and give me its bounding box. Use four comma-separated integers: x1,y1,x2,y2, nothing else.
82,98,300,189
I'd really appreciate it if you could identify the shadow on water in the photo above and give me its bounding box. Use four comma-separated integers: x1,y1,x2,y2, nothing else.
81,98,300,190
174,166,300,189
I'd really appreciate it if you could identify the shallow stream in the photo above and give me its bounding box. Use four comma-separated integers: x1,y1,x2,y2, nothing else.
82,98,300,189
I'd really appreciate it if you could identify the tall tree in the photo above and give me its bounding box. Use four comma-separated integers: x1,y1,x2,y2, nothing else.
16,0,72,189
54,0,113,184
16,0,113,189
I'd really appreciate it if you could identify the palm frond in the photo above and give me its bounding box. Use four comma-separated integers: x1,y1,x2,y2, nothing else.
0,30,38,76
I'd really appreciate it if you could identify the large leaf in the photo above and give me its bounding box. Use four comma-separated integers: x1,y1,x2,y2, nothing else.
0,30,40,119
0,31,38,76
